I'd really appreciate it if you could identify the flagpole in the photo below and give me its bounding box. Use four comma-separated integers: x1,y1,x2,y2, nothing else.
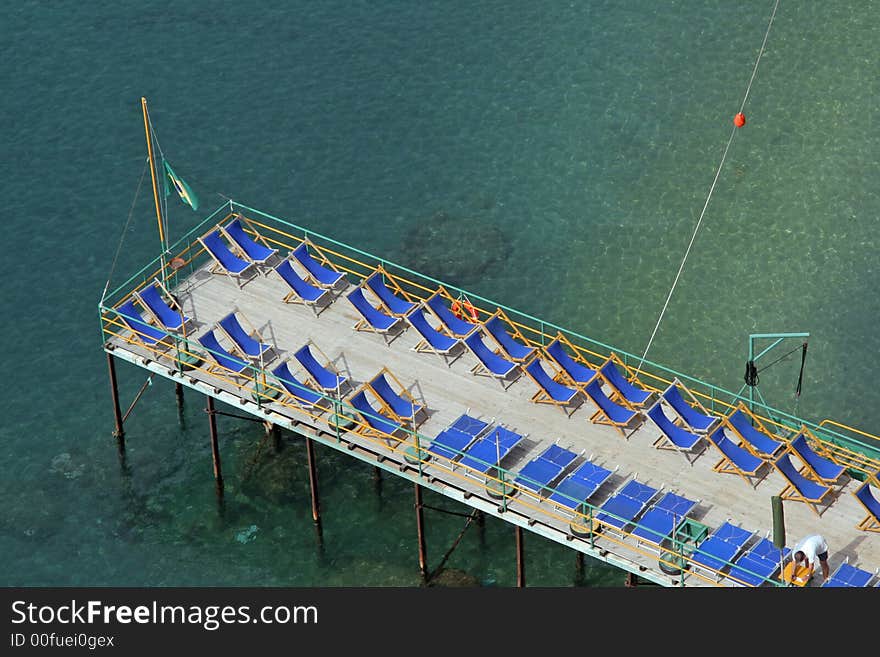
141,97,167,284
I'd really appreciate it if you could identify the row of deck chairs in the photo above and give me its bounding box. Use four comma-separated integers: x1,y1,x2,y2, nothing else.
115,279,192,349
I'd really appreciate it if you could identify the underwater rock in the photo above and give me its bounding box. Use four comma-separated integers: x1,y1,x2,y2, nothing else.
50,453,85,480
427,568,480,587
398,211,512,287
235,524,259,544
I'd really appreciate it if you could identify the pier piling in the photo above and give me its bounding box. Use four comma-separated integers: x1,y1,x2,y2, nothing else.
205,395,223,497
305,437,321,527
106,353,125,451
415,483,428,581
175,381,184,411
515,526,525,587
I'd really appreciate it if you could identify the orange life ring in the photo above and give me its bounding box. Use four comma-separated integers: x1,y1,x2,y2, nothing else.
452,299,478,322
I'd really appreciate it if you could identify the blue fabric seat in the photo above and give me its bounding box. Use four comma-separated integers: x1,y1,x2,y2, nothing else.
464,331,521,389
631,491,699,547
690,521,754,578
116,300,171,347
198,330,250,376
274,259,331,312
599,357,652,406
426,289,479,338
271,360,325,410
135,280,190,332
853,478,880,533
662,381,718,432
822,561,876,587
368,370,425,424
646,402,704,463
523,358,583,416
347,287,406,343
222,216,278,266
706,425,765,488
484,311,535,363
291,241,344,288
199,229,256,287
790,430,845,484
218,312,273,360
547,460,614,511
544,335,598,386
348,389,405,439
406,304,464,365
584,379,639,437
294,343,349,394
365,268,416,316
427,414,491,461
725,405,784,458
594,479,659,532
727,536,791,587
513,444,579,494
458,426,525,475
772,451,833,517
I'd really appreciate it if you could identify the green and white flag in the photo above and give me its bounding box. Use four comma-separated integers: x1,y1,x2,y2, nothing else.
163,159,199,211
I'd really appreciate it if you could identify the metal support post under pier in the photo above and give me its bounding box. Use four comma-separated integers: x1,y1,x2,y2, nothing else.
414,483,428,581
305,437,322,529
107,353,125,451
205,395,223,497
515,525,525,588
175,381,184,411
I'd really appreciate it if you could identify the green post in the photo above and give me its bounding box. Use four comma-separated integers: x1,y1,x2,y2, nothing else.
772,495,785,549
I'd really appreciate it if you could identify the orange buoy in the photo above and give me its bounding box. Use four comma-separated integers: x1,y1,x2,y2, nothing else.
169,256,187,270
734,112,746,128
462,299,478,322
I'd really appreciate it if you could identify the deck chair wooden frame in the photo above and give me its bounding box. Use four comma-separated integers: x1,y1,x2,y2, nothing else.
772,449,835,517
483,308,537,363
269,359,330,417
790,425,846,485
113,299,177,353
521,356,585,417
216,310,275,364
220,213,280,272
134,277,193,336
852,478,880,533
662,377,719,434
347,383,408,445
598,352,656,408
348,286,407,345
645,400,706,465
549,332,604,379
723,401,785,460
706,425,767,489
275,256,333,315
294,237,347,290
584,377,641,439
363,265,418,317
197,225,258,289
405,303,466,367
366,366,427,428
295,339,351,398
196,329,255,389
424,285,481,339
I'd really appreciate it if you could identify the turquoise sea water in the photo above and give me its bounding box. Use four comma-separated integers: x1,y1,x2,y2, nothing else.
3,1,878,586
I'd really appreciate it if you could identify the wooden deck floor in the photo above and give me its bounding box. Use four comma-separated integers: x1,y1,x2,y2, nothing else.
106,260,880,587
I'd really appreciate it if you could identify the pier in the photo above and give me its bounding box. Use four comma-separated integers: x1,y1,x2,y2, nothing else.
99,201,880,587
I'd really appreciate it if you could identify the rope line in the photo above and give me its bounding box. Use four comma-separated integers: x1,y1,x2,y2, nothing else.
101,155,150,305
635,0,781,376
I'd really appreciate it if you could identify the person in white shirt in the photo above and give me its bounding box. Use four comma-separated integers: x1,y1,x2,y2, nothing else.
792,534,830,582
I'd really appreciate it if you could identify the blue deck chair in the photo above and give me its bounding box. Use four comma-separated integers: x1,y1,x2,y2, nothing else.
364,267,417,317
690,521,754,579
222,216,278,268
367,368,426,426
584,379,640,438
347,287,407,344
725,404,784,459
116,300,172,348
706,425,766,489
348,388,406,441
547,460,615,511
772,450,834,517
790,429,845,485
852,479,880,532
217,312,273,361
270,360,326,412
294,343,349,396
726,536,791,587
594,478,659,534
426,288,479,339
427,413,491,462
631,491,699,548
822,560,877,587
544,334,598,386
599,355,653,407
291,240,345,289
483,310,536,363
406,304,465,366
463,330,521,389
135,280,190,332
198,228,256,288
274,259,332,314
458,426,525,475
662,380,718,433
197,330,251,378
645,402,705,464
522,358,584,417
513,444,579,495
